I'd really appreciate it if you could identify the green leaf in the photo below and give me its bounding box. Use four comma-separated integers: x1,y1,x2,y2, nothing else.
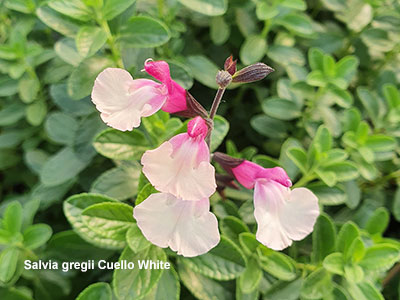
238,233,260,257
55,38,83,66
90,163,140,201
256,1,278,20
36,5,81,37
261,98,301,120
68,56,113,99
210,16,230,45
0,76,18,97
336,221,360,259
307,182,346,206
239,255,262,293
309,48,324,71
93,128,150,160
126,224,151,253
3,201,22,234
142,267,180,300
45,112,78,145
263,277,303,300
321,162,359,182
81,202,134,243
50,84,94,116
357,87,380,127
76,282,112,300
313,126,332,152
251,115,288,139
63,193,125,249
287,147,307,174
365,135,396,152
258,247,297,281
393,187,400,222
335,56,358,83
345,281,384,300
76,26,107,58
278,13,314,36
220,216,249,243
347,237,365,263
178,261,233,300
210,115,229,152
135,183,158,205
180,236,246,280
0,150,20,170
323,252,344,275
23,224,52,250
300,268,332,299
359,244,400,272
26,100,47,126
240,35,267,65
48,0,92,22
18,74,40,103
40,147,88,186
0,247,19,283
186,55,219,89
268,45,305,66
178,0,227,16
365,207,389,236
112,246,166,300
102,0,136,20
120,16,170,48
312,213,336,263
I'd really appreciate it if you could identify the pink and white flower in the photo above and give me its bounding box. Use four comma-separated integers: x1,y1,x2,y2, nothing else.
141,117,216,201
214,153,320,251
133,193,220,257
91,60,186,131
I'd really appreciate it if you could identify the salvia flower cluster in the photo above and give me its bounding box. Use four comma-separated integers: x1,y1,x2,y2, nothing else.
91,57,320,257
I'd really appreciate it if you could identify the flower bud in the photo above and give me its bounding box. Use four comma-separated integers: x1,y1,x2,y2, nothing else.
232,63,274,83
216,70,232,88
224,55,237,75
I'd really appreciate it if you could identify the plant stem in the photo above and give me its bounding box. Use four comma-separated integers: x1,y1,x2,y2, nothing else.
261,19,271,38
293,174,315,188
206,87,226,147
209,88,226,120
99,20,124,68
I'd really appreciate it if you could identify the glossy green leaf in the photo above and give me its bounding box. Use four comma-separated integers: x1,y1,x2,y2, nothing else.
23,224,52,250
178,0,227,16
112,246,166,300
76,26,107,58
180,236,246,280
312,213,336,263
76,282,112,300
120,16,170,48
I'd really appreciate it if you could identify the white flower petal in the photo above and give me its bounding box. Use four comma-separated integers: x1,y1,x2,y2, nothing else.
133,193,220,257
91,68,166,131
254,180,319,251
141,135,216,201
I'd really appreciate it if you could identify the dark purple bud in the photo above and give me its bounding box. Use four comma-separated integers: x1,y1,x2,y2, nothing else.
216,70,232,88
174,91,209,119
224,55,237,75
232,63,274,83
213,152,244,177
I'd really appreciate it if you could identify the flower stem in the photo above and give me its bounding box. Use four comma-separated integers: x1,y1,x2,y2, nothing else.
99,19,124,68
206,87,226,147
293,174,315,188
209,88,226,120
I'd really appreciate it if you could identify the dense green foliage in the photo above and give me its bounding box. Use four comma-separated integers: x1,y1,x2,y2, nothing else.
0,0,400,299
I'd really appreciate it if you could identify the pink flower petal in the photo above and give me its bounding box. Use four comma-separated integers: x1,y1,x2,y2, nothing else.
187,116,208,139
232,161,292,189
253,180,319,251
141,133,216,201
91,68,166,131
144,59,187,113
134,193,220,257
